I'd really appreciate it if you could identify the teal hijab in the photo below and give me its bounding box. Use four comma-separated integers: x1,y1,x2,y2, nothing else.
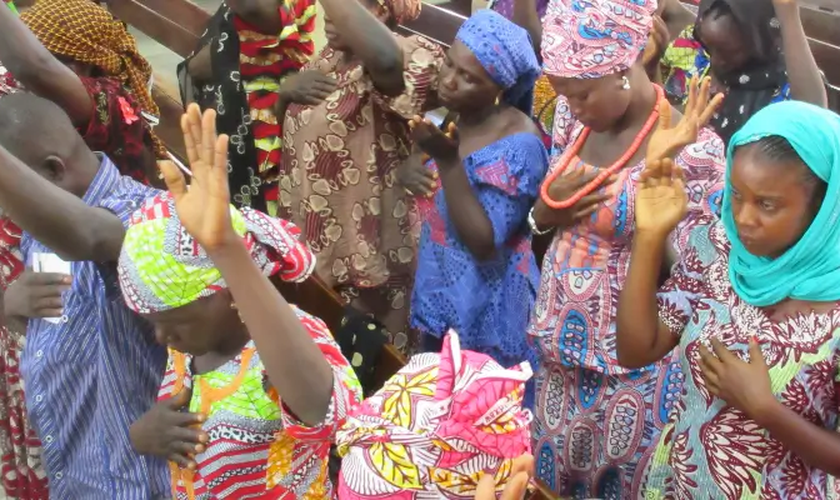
722,101,840,306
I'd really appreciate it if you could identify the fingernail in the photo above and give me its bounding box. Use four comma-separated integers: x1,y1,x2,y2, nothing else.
195,444,204,453
751,335,759,344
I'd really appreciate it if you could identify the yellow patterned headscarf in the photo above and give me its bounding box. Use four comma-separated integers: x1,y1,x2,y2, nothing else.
336,332,533,498
21,0,161,127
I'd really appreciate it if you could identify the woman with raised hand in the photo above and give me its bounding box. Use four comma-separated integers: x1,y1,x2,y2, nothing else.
528,0,726,495
661,0,826,145
124,105,362,499
619,101,840,499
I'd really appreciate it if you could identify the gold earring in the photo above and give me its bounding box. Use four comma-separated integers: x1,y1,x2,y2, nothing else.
495,95,501,105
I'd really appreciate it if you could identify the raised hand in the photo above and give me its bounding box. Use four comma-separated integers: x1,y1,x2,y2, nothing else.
474,454,534,500
409,116,460,164
159,104,236,252
635,158,688,238
646,75,724,164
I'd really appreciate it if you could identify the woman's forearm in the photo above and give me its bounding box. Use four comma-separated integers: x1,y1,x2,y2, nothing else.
319,0,404,95
616,231,678,368
755,399,840,476
438,157,497,260
776,4,827,107
209,242,334,426
512,0,542,52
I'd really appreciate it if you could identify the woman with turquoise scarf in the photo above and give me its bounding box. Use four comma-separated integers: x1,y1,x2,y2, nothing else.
615,100,840,499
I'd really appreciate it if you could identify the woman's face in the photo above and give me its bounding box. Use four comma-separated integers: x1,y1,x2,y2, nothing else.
438,40,501,112
547,74,631,132
729,145,821,259
143,291,242,356
697,12,753,79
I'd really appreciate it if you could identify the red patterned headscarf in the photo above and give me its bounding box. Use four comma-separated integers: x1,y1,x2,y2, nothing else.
541,0,658,79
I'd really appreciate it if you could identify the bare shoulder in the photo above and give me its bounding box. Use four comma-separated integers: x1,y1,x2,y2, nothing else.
500,106,541,138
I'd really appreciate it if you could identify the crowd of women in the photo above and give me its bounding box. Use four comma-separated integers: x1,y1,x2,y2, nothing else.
0,0,838,498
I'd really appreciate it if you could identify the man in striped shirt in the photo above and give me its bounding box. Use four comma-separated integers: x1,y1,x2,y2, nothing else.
0,93,169,498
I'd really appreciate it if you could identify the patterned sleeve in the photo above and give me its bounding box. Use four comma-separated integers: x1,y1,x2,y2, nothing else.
657,223,709,337
279,307,363,441
79,76,156,183
550,94,578,154
668,127,726,254
370,34,444,119
472,133,550,247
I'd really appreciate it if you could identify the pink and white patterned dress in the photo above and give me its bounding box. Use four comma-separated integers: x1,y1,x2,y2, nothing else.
528,95,726,498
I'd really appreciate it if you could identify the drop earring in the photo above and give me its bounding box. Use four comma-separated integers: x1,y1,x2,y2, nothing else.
622,76,631,90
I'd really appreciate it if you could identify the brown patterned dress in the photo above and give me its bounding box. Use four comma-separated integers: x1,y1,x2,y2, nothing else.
278,35,442,351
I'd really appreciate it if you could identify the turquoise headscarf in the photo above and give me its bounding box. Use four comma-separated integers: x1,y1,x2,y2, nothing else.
722,101,840,306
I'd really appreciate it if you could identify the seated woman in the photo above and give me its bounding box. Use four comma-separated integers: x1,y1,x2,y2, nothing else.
400,10,547,401
618,101,840,499
0,0,162,184
661,0,826,145
529,0,726,494
276,0,442,351
337,331,534,499
179,0,317,211
124,106,362,499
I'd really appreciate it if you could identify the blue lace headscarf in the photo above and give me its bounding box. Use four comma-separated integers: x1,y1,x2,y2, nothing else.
454,9,541,115
722,101,840,306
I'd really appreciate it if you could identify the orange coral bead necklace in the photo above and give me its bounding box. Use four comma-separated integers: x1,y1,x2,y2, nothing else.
539,84,666,209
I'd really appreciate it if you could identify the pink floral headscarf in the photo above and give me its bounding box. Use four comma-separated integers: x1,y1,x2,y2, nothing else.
541,0,658,79
336,332,533,499
378,0,422,25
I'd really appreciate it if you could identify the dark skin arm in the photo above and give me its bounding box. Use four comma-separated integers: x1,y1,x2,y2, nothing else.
0,6,93,128
616,230,679,368
411,119,496,260
511,0,542,53
166,105,334,426
755,401,840,476
773,1,828,107
437,156,497,260
226,0,289,36
320,0,404,96
0,148,127,263
186,44,213,84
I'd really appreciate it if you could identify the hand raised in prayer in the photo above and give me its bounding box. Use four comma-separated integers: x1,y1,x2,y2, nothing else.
410,116,460,164
129,388,208,470
635,157,687,239
159,103,238,252
474,454,534,500
698,338,777,420
646,75,724,164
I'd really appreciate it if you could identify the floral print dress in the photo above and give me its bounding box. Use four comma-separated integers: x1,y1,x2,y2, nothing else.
279,35,442,351
642,221,840,499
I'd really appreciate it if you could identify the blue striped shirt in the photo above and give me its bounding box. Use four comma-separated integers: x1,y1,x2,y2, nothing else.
20,155,169,499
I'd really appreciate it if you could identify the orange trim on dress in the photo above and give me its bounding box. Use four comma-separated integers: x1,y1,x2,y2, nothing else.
168,348,257,500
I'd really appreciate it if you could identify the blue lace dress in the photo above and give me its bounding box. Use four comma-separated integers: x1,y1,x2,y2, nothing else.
411,132,548,387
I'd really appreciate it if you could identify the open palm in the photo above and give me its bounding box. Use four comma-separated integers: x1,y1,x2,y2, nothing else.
646,75,724,164
159,104,236,251
636,158,688,237
474,454,534,500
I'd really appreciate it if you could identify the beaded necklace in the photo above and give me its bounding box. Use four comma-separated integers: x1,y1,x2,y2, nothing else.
539,85,666,209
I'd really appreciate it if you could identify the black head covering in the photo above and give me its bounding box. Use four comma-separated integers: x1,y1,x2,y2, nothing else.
694,0,785,145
